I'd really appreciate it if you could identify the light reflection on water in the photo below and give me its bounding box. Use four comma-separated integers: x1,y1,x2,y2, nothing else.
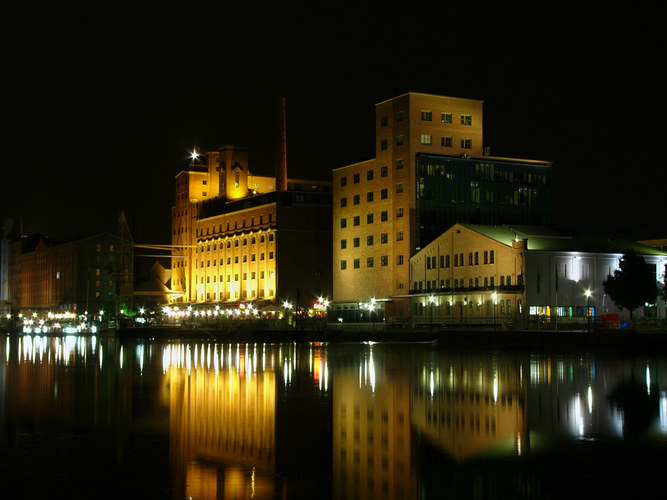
1,334,667,499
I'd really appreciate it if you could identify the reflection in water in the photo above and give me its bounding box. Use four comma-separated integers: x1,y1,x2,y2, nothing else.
2,334,667,498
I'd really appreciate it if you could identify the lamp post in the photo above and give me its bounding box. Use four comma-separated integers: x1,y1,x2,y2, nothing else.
429,295,435,327
585,289,592,333
492,292,498,329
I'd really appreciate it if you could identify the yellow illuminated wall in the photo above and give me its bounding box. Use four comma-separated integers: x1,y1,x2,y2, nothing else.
332,350,415,500
411,355,527,461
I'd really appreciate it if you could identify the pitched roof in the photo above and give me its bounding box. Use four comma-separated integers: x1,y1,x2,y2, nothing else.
461,224,667,256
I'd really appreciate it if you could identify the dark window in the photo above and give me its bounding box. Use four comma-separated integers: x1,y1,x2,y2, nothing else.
381,166,388,177
340,197,347,207
353,173,360,184
367,213,373,224
381,189,388,199
381,211,388,222
367,192,374,202
367,169,374,180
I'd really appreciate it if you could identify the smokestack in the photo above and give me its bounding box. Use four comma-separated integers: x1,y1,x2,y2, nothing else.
275,96,287,191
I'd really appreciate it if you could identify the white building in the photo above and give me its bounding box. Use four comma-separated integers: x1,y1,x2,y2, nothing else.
408,224,667,327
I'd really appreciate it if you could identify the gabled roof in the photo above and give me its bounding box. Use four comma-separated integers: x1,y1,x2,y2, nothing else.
460,224,667,256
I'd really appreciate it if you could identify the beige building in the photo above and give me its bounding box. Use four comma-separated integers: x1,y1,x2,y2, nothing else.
332,93,484,319
170,145,332,308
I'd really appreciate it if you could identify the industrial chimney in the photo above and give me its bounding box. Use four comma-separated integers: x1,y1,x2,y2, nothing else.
275,96,287,191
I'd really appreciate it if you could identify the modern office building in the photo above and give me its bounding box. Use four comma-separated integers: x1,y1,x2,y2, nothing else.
170,145,332,309
332,92,552,322
408,223,667,327
7,232,133,316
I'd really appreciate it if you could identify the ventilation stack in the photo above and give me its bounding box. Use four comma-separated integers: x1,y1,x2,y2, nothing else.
275,96,287,191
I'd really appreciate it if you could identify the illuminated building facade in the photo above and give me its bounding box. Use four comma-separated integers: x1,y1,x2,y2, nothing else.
170,145,332,307
332,92,552,322
409,223,667,326
8,232,132,315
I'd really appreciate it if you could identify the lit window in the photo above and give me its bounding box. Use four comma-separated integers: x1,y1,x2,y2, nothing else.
420,134,432,145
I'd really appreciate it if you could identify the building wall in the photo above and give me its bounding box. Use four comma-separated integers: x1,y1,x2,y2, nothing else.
409,224,525,325
333,93,485,307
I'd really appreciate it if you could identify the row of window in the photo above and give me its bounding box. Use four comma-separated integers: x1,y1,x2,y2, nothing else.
200,289,274,301
341,255,405,269
416,275,515,290
196,234,274,252
340,208,405,228
423,251,496,269
339,161,408,187
380,111,473,126
198,251,275,266
197,270,275,283
196,215,274,237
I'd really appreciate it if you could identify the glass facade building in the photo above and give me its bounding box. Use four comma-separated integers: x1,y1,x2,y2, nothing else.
416,154,552,249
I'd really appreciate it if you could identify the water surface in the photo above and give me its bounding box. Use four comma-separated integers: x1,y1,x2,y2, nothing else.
1,334,666,498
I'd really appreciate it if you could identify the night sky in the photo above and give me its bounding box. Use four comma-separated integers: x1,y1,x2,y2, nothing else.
2,4,665,246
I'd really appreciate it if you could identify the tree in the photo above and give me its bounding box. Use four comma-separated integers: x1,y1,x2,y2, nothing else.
603,251,659,319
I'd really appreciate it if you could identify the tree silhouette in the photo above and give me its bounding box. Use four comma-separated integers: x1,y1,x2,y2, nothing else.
603,251,658,319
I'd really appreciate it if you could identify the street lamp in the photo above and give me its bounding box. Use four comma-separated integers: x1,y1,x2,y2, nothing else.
585,289,592,333
492,292,498,328
429,295,435,326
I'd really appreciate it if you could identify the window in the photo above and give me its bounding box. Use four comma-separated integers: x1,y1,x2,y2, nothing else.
367,257,374,268
353,216,360,226
341,239,347,249
396,158,404,170
353,173,360,184
367,192,374,202
469,252,473,265
396,182,404,193
396,110,404,122
397,230,404,241
381,256,388,266
490,276,495,286
353,237,360,248
461,139,472,149
381,210,388,221
380,139,388,151
397,255,404,265
490,250,495,264
353,194,360,205
484,251,488,264
341,218,347,228
381,166,388,177
367,213,373,224
454,254,458,267
380,188,388,199
441,112,452,123
475,252,479,265
353,258,360,269
340,197,347,207
341,176,347,186
461,114,472,125
421,110,432,121
441,136,452,147
396,135,404,146
380,116,388,127
420,134,432,145
367,169,374,180
367,235,374,246
396,207,404,217
341,260,347,270
381,233,388,244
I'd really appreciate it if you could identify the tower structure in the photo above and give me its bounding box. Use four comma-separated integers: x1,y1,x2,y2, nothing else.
332,92,552,322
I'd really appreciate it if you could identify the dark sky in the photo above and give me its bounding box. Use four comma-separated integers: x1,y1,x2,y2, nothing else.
2,4,665,246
